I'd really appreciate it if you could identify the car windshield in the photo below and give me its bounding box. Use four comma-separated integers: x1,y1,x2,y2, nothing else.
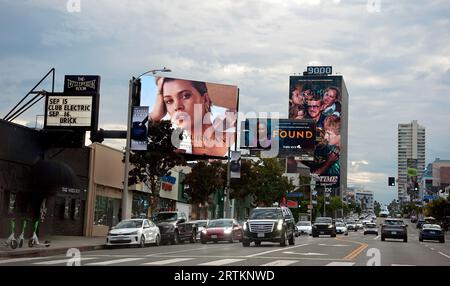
385,220,404,225
366,224,376,228
335,223,345,227
208,220,233,228
297,222,311,226
315,217,332,224
115,220,142,229
423,224,441,229
153,213,178,222
249,209,282,220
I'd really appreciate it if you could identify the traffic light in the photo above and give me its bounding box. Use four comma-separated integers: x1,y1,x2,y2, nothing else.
388,177,395,186
131,78,142,107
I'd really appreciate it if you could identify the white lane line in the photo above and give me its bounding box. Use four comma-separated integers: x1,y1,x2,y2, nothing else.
373,236,380,240
430,248,435,251
245,244,309,258
34,257,98,265
0,257,54,264
283,251,328,256
391,264,415,266
199,259,245,266
261,260,298,266
438,252,450,259
142,258,195,265
326,262,355,266
318,244,350,247
85,258,145,265
146,246,226,257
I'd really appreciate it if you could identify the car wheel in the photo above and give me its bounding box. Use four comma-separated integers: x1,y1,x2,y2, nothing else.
201,239,207,244
289,232,295,245
331,233,336,238
172,231,180,245
419,237,423,242
280,230,287,247
440,239,445,243
242,240,250,247
345,232,348,236
381,235,385,241
155,235,160,246
140,235,146,248
190,231,197,243
403,236,408,243
255,241,261,246
364,232,366,235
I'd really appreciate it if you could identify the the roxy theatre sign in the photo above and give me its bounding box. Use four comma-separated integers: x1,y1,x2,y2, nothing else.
44,75,100,130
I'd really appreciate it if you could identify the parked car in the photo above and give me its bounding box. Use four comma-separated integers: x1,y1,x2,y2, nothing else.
153,211,197,245
381,218,408,242
335,222,348,235
363,222,379,236
419,224,445,243
200,219,242,244
312,217,336,238
106,219,160,248
296,221,312,236
191,220,209,240
242,206,296,247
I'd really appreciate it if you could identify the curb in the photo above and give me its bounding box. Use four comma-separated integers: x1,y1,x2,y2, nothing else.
0,244,105,259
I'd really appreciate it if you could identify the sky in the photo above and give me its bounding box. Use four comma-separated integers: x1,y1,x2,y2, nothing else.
1,0,449,205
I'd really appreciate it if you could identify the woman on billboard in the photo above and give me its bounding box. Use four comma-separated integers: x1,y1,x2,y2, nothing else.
149,77,236,157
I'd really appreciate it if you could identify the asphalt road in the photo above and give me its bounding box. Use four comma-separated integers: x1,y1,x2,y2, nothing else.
1,219,449,266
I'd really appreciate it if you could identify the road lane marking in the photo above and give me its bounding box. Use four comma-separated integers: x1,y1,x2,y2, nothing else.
335,237,368,261
373,236,380,240
438,252,450,259
142,258,195,265
85,258,145,265
146,246,224,257
326,262,355,266
261,260,298,266
283,251,328,256
198,259,244,266
430,248,435,250
245,244,309,258
391,264,415,266
33,257,98,265
0,257,55,264
318,243,350,247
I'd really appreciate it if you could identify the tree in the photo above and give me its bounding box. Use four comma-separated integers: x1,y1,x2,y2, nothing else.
374,201,382,216
252,158,295,206
424,197,450,221
184,160,226,207
128,120,186,211
229,160,258,200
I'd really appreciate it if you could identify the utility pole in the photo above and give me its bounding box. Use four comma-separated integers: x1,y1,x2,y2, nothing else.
224,146,231,218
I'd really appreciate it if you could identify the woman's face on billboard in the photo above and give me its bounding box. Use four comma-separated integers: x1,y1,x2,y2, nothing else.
162,79,206,131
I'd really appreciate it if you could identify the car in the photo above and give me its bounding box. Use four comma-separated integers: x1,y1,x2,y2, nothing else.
410,215,417,223
312,217,336,237
106,219,160,248
335,222,348,235
296,221,312,236
363,222,378,235
200,219,242,244
153,211,197,245
242,206,296,247
191,220,209,240
356,221,364,230
379,210,389,218
381,218,408,242
419,224,445,243
345,220,358,231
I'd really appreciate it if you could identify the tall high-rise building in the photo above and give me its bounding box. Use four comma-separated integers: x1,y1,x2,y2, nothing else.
398,120,425,203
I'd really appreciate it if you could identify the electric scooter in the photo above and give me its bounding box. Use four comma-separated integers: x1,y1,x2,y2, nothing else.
2,219,18,249
17,219,27,248
28,220,50,248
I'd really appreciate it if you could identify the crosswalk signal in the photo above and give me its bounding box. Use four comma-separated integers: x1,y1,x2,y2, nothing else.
388,177,395,186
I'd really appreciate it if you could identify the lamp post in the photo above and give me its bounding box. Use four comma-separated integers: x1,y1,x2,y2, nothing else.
122,68,171,221
223,146,231,218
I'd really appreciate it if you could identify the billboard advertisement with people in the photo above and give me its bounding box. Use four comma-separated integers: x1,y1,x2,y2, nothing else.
140,76,238,158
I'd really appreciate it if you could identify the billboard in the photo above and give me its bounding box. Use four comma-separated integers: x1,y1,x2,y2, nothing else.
140,76,238,157
289,75,347,196
131,106,149,151
240,118,316,160
355,191,374,212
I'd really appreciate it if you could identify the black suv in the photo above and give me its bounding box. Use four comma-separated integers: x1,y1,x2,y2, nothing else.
312,217,336,237
242,207,296,247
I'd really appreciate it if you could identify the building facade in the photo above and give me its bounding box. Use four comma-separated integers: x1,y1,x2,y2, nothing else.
398,120,425,203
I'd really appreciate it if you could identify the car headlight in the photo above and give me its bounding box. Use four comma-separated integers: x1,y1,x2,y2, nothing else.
243,223,247,231
224,228,232,234
128,231,138,235
328,225,333,228
277,219,283,231
201,229,207,234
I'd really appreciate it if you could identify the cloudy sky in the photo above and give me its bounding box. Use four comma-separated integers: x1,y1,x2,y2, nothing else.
1,0,449,205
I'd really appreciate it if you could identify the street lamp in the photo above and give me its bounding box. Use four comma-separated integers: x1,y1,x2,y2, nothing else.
122,67,171,220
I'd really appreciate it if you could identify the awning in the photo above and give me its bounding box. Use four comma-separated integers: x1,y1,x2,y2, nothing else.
32,159,81,195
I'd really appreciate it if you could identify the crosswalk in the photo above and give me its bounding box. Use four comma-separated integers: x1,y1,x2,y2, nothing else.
0,256,417,266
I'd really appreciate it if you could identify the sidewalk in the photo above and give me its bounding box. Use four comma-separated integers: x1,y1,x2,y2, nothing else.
0,236,105,258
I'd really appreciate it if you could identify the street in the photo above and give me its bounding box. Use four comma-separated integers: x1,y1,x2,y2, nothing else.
1,220,449,266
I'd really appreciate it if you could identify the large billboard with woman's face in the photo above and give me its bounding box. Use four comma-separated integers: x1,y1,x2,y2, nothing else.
288,75,348,198
140,76,238,158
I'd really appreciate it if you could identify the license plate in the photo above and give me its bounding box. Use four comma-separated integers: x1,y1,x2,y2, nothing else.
257,233,265,238
430,231,436,234
211,235,217,239
320,231,324,234
111,236,126,240
391,231,397,235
